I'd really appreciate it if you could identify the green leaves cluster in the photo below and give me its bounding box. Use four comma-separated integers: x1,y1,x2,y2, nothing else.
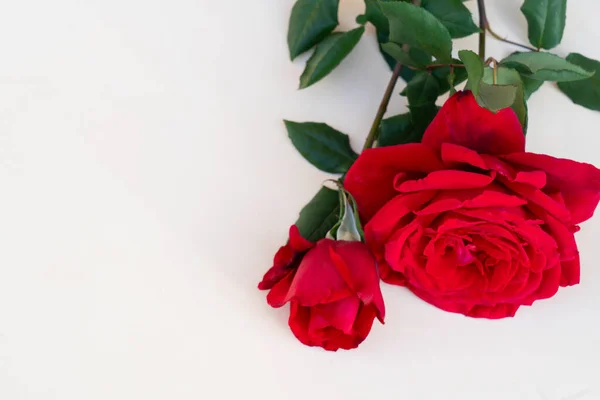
516,0,600,110
283,0,600,244
457,47,595,133
358,0,477,76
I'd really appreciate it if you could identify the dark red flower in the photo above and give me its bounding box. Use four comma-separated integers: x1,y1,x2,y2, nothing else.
259,229,385,351
344,91,600,319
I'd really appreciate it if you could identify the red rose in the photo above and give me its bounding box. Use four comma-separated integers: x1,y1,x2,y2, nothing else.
345,91,600,319
259,227,385,351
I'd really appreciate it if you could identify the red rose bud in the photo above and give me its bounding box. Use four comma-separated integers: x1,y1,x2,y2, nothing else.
345,90,600,319
259,187,384,351
265,238,385,351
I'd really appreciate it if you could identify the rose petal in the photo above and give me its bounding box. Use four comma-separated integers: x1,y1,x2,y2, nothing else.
502,152,600,192
283,240,353,306
425,254,477,292
441,142,488,169
542,213,580,286
288,302,314,346
482,154,517,179
488,261,513,292
378,262,407,286
322,332,361,351
353,305,378,343
344,143,443,222
309,297,361,335
501,179,572,223
503,152,600,224
471,236,512,261
408,285,520,318
422,91,525,155
404,264,442,294
365,191,436,251
258,245,294,290
328,241,386,322
467,303,519,319
514,170,547,189
527,206,579,262
385,219,422,271
266,270,295,308
562,190,600,225
289,225,314,252
258,225,314,290
520,265,561,306
415,198,464,215
560,257,581,287
396,170,494,193
463,190,527,209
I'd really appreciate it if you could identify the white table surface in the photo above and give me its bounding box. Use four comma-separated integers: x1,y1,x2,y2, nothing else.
1,0,599,399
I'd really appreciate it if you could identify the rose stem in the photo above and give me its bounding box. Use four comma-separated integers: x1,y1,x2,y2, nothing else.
362,62,403,151
477,0,538,53
477,0,486,60
362,0,421,151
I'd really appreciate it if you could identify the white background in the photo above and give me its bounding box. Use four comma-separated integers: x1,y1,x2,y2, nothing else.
0,0,599,399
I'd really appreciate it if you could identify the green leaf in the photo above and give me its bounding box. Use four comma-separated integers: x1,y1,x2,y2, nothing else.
448,70,457,95
288,0,339,60
483,67,528,132
521,75,544,100
421,0,480,39
558,53,600,111
284,120,358,173
406,72,440,107
459,49,484,95
380,1,453,61
409,103,439,134
476,82,518,112
501,52,594,82
521,0,566,50
379,113,414,146
357,0,388,32
504,52,544,100
405,72,441,133
411,49,435,68
357,0,396,71
377,38,420,82
376,32,398,70
381,42,424,67
400,63,466,96
299,27,365,89
358,2,432,79
399,49,433,82
295,186,340,242
431,64,468,95
379,110,441,147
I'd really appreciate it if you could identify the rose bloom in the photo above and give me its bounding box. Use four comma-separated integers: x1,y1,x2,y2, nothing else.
258,226,385,351
345,91,600,319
